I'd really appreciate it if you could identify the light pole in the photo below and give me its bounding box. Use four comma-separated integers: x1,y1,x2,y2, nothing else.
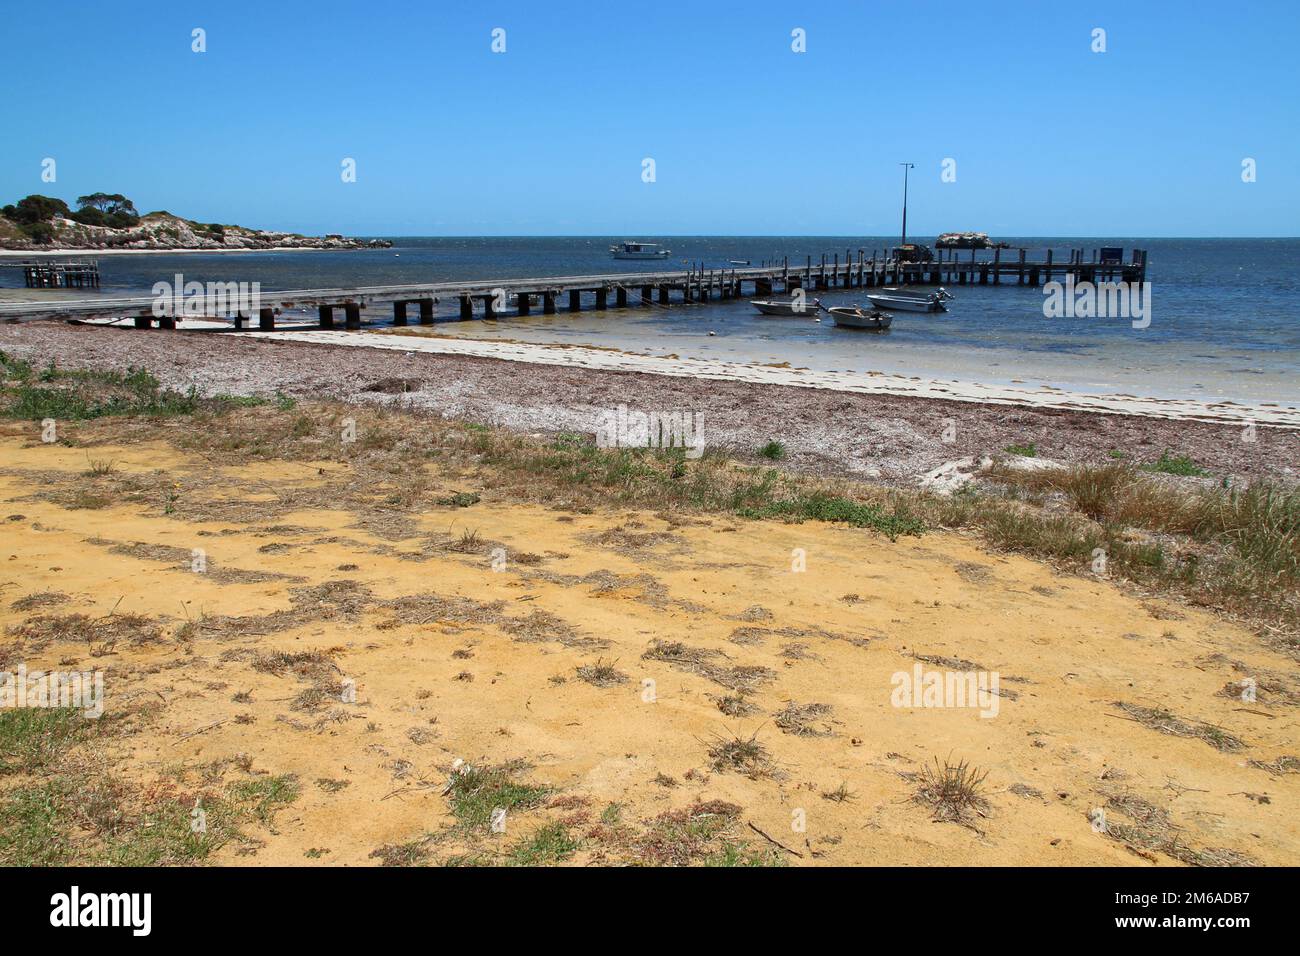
899,162,915,248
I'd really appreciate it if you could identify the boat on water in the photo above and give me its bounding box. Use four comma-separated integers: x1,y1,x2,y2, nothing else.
865,287,953,313
610,241,671,260
827,306,892,330
750,297,820,317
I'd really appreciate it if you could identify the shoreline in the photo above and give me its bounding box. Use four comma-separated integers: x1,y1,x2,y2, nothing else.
2,320,1294,485
0,245,367,258
249,327,1299,428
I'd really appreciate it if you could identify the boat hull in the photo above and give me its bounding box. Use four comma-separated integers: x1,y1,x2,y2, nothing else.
611,251,670,259
751,299,819,317
828,308,892,330
866,294,945,312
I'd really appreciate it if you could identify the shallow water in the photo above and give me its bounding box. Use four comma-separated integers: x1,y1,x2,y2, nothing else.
7,236,1298,404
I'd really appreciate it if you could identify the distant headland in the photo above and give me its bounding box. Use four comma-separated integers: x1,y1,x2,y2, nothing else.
0,192,391,252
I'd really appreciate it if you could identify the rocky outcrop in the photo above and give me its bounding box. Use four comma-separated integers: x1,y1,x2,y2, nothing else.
0,212,391,252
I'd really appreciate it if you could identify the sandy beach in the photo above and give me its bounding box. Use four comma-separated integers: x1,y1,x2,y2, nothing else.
2,321,1295,485
2,405,1296,867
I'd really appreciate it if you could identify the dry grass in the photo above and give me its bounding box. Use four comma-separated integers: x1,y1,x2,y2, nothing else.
912,757,991,827
642,639,774,692
706,729,775,779
1114,702,1245,752
9,590,69,612
575,658,628,687
772,701,834,737
6,611,163,651
1101,792,1259,867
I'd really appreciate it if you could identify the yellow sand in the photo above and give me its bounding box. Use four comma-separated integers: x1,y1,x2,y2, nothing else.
1,431,1296,866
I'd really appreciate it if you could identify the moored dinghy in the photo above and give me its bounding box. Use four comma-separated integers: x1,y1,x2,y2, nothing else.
827,306,892,330
750,297,821,317
866,287,953,313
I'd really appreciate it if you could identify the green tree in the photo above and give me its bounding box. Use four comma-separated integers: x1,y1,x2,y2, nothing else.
74,193,139,228
2,195,71,224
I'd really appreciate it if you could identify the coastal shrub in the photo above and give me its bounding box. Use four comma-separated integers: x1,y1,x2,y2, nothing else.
759,440,786,460
737,491,924,539
1,363,200,420
985,461,1298,581
0,350,34,381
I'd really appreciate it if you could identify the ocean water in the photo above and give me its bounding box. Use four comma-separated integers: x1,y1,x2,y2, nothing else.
7,237,1299,404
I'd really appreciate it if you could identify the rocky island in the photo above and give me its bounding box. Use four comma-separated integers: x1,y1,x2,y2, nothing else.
0,192,391,252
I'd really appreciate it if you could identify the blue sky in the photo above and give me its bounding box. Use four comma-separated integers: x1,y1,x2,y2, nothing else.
3,0,1296,236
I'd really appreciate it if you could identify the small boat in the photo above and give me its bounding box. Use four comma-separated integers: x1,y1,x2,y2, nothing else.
610,241,670,260
827,307,892,330
751,297,820,317
865,287,953,313
728,259,751,266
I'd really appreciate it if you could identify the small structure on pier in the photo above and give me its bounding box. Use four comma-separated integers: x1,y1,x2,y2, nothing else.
18,259,101,289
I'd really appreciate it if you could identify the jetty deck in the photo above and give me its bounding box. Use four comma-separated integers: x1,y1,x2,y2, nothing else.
0,246,1148,329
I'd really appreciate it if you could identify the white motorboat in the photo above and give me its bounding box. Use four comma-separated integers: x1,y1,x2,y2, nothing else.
865,287,953,313
610,241,671,260
751,297,820,317
827,307,892,330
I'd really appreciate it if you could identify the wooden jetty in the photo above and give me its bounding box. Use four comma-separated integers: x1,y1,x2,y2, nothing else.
0,259,102,289
0,246,1148,329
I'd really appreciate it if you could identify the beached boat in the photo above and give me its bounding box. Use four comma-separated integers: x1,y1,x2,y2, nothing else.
750,297,820,317
827,307,892,330
866,287,952,313
610,241,670,260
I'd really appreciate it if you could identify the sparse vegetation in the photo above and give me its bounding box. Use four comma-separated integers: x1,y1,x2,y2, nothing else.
707,729,774,779
913,757,991,827
1145,450,1209,478
1004,442,1037,457
575,658,628,687
443,762,550,832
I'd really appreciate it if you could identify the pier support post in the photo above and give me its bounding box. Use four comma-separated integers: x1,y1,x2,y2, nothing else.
233,312,247,329
418,298,434,324
517,293,531,316
393,301,408,326
483,296,497,319
460,296,473,320
640,285,652,306
158,315,176,330
595,288,607,310
319,305,335,328
616,287,628,308
543,291,557,315
569,290,582,312
658,285,669,304
992,248,1001,285
258,307,275,330
344,303,361,329
134,313,153,329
